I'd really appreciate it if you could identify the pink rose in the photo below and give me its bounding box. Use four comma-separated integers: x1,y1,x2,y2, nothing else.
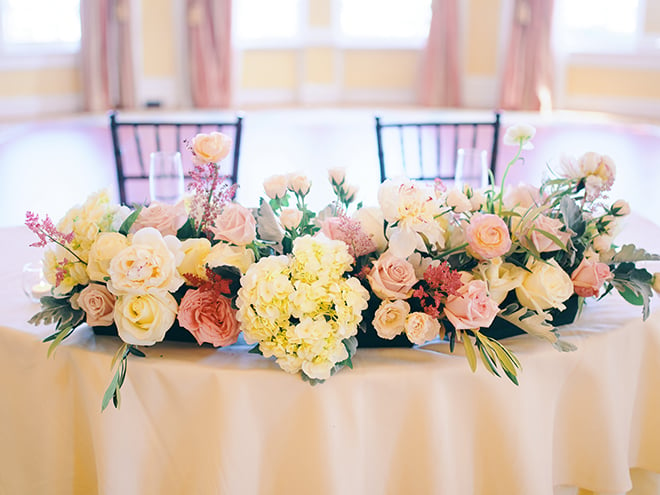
444,277,499,330
130,201,188,236
177,287,240,347
77,283,115,327
404,311,441,345
571,258,613,297
465,213,512,260
191,132,232,165
321,217,343,240
530,214,572,253
367,252,417,300
211,203,256,245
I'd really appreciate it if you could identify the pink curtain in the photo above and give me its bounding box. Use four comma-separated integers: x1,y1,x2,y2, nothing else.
419,0,461,107
80,0,135,111
499,0,555,111
186,0,232,108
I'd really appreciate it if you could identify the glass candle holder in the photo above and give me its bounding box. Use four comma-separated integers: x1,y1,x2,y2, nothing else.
22,261,52,303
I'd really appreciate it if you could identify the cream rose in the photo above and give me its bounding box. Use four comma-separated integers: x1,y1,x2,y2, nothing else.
516,258,573,312
191,131,232,164
129,201,188,236
404,312,441,345
206,242,255,274
114,292,178,346
444,276,499,330
211,203,256,245
280,208,303,230
372,300,410,339
87,232,130,282
571,258,613,298
263,174,288,200
108,227,184,295
77,283,115,327
465,213,512,260
367,252,418,300
178,238,212,282
473,257,526,305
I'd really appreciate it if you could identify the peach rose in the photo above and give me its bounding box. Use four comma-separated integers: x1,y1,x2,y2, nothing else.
77,283,115,327
466,213,512,260
191,132,232,164
178,287,240,347
287,173,311,196
130,201,188,236
571,258,613,298
367,252,418,300
263,174,288,200
404,311,441,345
280,208,303,230
372,300,410,339
211,203,256,245
444,276,499,330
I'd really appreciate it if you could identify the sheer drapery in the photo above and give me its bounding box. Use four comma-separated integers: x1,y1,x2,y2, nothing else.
419,0,461,107
186,0,232,108
499,0,555,111
80,0,135,111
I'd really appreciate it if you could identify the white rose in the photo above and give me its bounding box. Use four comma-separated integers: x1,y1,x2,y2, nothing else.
114,292,178,346
87,232,130,282
372,300,410,339
515,258,573,312
206,243,255,274
404,312,441,345
473,257,526,305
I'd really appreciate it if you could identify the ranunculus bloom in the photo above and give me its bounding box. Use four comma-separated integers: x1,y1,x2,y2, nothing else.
211,203,256,245
206,242,255,274
77,283,115,326
87,232,130,282
178,287,240,347
571,258,613,298
465,213,512,260
444,276,499,330
404,311,441,345
130,201,188,236
287,173,311,196
114,291,178,346
529,214,572,253
373,299,410,339
263,174,288,199
108,227,184,295
367,252,417,300
516,258,573,312
503,123,535,150
191,132,232,164
178,238,212,282
280,208,303,230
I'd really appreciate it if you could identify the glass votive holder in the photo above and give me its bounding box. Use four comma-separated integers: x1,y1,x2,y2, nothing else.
22,261,52,303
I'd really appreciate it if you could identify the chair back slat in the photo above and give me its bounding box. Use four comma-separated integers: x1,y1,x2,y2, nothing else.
109,111,244,205
375,112,502,186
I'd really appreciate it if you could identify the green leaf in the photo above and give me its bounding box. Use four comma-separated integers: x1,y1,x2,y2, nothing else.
248,344,263,355
176,217,197,239
118,206,143,236
46,326,75,357
462,332,477,372
611,244,660,264
531,227,568,251
127,345,145,358
29,295,85,331
496,303,557,344
612,264,655,319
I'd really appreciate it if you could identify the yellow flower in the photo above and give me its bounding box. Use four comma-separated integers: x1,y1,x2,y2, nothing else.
516,258,573,312
87,232,130,282
114,291,178,346
206,242,255,274
178,238,212,282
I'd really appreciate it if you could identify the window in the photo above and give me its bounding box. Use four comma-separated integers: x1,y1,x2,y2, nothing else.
555,0,641,53
1,0,80,53
339,0,432,45
234,0,301,45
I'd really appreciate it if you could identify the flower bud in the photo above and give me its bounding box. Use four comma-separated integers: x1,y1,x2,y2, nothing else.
263,175,288,200
280,208,303,230
287,173,311,196
611,199,630,217
328,167,346,186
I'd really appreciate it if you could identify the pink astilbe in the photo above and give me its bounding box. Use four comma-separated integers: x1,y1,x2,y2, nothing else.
187,161,238,236
412,261,464,318
25,211,74,248
55,259,69,287
327,214,377,258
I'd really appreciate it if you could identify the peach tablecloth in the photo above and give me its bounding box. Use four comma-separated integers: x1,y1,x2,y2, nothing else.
1,220,660,495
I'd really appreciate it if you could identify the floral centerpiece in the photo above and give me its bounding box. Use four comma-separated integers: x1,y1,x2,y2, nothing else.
27,124,660,408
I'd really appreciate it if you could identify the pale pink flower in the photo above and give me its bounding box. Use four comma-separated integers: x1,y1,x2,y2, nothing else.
571,258,613,298
465,213,512,260
77,283,115,327
211,203,256,245
367,251,417,300
529,214,572,253
444,276,499,330
404,311,441,345
191,132,232,165
130,201,188,236
263,175,288,200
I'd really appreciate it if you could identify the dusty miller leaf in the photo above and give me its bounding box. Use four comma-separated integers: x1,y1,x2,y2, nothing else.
256,198,284,248
497,303,557,344
611,244,660,264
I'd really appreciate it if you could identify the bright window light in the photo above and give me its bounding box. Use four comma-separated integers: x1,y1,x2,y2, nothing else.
1,0,80,47
340,0,432,40
235,0,300,41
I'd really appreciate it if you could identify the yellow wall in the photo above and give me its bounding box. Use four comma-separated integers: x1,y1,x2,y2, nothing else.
141,0,176,78
343,50,420,89
0,67,80,97
241,51,299,89
466,0,501,76
566,66,660,99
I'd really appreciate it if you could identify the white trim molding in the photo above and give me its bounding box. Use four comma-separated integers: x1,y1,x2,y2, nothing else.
0,93,82,119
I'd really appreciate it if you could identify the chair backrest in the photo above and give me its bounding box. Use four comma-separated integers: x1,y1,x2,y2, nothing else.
375,112,501,185
109,111,244,205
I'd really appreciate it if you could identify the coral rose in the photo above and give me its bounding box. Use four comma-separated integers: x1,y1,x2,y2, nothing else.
444,276,499,330
77,283,115,327
191,132,232,164
211,203,256,245
367,252,417,300
178,287,240,347
466,213,512,260
571,258,613,298
372,300,410,339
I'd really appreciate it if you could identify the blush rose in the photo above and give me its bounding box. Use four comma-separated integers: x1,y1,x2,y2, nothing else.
465,213,512,260
211,203,256,245
444,276,499,330
367,252,417,300
130,201,188,236
177,287,241,347
77,283,115,327
191,132,232,164
404,312,441,345
570,258,613,298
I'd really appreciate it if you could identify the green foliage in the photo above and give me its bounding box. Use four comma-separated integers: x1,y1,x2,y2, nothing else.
468,330,522,385
29,295,85,356
497,303,558,344
102,344,145,410
118,206,143,236
176,217,198,239
611,262,654,319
